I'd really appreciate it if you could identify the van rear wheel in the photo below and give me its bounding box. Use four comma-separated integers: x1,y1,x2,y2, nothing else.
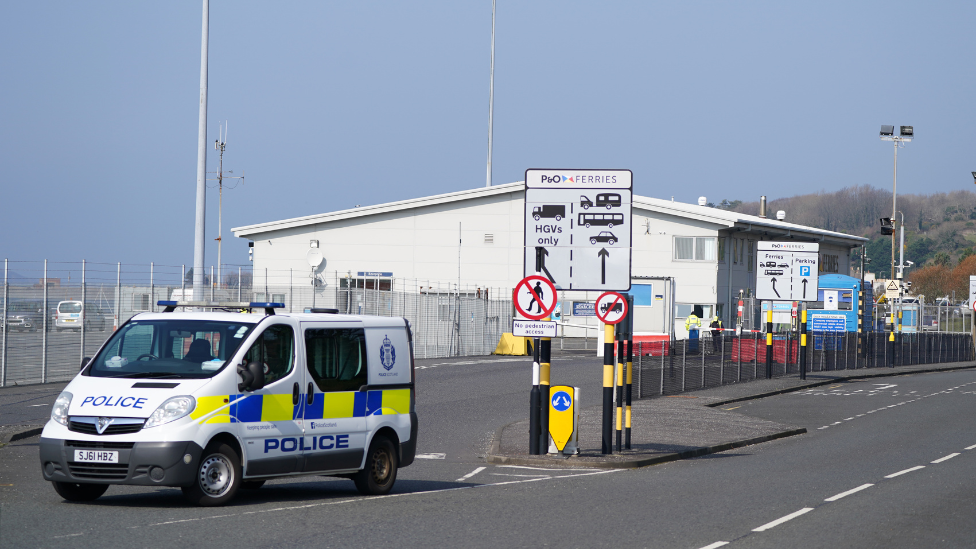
181,442,241,506
53,481,108,501
353,436,397,495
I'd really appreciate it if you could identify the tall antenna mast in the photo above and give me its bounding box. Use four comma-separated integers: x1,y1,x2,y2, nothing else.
209,121,243,289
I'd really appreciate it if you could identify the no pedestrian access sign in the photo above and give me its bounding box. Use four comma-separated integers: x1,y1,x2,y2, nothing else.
523,169,633,291
755,242,819,301
513,275,558,321
595,291,628,325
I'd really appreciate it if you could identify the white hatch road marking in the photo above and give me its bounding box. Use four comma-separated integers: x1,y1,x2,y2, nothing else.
824,483,873,502
414,453,446,460
752,508,815,532
698,542,729,549
490,473,552,478
52,533,85,539
28,404,48,407
497,465,595,472
814,379,976,431
931,453,960,464
885,465,925,478
127,469,620,531
456,467,486,482
965,444,976,451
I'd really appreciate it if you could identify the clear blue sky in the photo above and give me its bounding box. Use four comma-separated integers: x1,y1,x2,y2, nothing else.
2,1,973,268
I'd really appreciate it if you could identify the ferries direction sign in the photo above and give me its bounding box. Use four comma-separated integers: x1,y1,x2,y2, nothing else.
755,242,819,301
523,169,633,291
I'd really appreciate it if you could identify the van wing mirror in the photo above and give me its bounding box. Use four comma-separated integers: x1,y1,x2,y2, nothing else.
238,361,265,392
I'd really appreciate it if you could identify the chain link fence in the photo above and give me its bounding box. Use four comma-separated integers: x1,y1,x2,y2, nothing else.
1,260,512,386
635,330,974,398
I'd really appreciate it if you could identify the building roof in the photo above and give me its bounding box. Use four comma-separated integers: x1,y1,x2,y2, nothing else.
232,182,867,247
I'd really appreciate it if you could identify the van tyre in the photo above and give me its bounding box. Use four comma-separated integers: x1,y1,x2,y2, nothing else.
181,442,241,506
353,436,397,495
53,481,108,501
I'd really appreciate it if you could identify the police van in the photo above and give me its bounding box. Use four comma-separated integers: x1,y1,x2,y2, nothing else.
39,301,418,506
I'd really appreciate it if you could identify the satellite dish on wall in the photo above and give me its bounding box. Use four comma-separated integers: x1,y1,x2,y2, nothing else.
306,249,324,268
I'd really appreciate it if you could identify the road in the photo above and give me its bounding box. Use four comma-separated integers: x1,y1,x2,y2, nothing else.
2,355,976,548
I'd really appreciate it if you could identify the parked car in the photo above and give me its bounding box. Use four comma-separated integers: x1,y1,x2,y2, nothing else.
2,301,44,332
55,301,108,332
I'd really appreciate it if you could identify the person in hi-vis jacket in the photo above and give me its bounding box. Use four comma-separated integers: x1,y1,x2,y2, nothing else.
685,313,701,352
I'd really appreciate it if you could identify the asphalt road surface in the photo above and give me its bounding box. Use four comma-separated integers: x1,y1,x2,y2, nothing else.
2,355,975,548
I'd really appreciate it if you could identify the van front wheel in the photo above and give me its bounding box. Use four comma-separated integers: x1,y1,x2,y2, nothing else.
353,436,398,495
182,442,241,506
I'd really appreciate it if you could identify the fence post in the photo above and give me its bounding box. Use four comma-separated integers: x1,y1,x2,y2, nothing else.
150,262,155,312
1,258,7,387
681,338,686,392
80,259,86,369
241,266,245,304
181,264,185,303
42,259,48,384
720,329,725,384
115,263,121,331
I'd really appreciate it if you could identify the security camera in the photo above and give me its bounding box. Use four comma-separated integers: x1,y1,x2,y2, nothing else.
905,260,914,267
905,281,913,288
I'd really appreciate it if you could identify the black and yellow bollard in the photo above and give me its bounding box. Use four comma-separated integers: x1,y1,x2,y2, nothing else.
529,336,542,455
765,308,773,379
625,337,633,450
602,324,614,454
615,325,624,452
799,307,807,380
539,327,551,453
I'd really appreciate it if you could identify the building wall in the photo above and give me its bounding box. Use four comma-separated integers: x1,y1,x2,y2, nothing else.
244,191,857,337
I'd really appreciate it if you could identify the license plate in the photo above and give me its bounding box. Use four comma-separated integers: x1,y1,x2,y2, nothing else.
74,450,118,463
65,319,76,322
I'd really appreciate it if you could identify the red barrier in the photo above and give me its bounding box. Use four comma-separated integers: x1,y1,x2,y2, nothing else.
731,337,797,364
634,334,670,356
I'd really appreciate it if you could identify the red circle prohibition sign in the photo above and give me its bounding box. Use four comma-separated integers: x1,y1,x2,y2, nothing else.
595,291,628,325
514,275,558,320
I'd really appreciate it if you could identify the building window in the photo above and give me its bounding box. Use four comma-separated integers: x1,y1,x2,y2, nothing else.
747,240,754,272
718,238,726,263
132,294,149,311
674,237,717,261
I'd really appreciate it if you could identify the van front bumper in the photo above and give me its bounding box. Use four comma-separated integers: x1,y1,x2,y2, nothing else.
40,437,204,486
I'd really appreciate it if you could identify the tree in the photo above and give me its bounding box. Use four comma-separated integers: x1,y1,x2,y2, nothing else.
909,265,952,300
933,252,952,267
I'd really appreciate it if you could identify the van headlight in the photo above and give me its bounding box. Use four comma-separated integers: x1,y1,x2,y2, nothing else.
144,396,196,429
51,392,72,425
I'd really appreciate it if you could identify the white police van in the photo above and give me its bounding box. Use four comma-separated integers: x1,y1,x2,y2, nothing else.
40,302,417,506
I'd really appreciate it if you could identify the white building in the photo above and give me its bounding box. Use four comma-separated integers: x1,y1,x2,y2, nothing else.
232,182,866,336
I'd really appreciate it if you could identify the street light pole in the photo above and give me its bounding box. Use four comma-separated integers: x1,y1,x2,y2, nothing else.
880,125,912,280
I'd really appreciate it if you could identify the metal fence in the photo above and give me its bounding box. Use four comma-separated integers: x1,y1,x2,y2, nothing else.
1,260,512,387
634,330,975,398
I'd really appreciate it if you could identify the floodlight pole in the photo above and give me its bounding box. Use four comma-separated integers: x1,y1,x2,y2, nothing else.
485,0,496,188
192,0,209,301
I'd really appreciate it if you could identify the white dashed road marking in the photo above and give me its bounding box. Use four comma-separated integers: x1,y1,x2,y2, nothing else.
752,508,814,532
698,542,729,549
415,453,446,459
965,444,976,451
885,465,925,478
824,483,873,502
931,453,959,464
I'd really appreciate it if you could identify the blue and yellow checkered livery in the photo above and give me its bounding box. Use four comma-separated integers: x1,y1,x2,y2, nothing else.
190,389,410,424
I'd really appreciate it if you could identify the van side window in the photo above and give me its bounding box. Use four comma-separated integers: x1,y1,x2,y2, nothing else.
242,325,295,386
304,328,367,392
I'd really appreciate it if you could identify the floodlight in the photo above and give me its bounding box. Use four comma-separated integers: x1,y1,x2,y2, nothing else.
899,126,913,138
880,217,894,235
971,171,976,183
880,125,894,137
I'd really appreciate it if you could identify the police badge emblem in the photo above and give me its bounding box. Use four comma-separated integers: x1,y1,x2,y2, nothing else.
380,335,396,371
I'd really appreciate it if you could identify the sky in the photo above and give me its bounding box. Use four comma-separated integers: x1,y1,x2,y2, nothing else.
2,1,974,271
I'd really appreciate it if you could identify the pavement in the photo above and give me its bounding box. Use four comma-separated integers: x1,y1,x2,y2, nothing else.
486,359,976,469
